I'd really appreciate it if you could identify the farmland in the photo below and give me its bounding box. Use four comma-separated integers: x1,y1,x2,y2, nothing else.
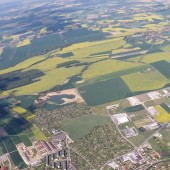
154,105,170,124
61,114,110,141
79,78,132,106
1,0,170,169
151,60,170,79
82,59,143,80
8,66,84,95
122,70,170,92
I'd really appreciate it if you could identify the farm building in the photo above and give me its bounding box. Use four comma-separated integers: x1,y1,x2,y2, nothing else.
122,127,138,138
108,161,120,169
147,91,161,100
113,113,129,125
148,106,158,116
128,97,141,106
122,152,143,164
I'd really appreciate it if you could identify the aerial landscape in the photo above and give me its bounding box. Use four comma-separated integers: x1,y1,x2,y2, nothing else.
1,0,170,169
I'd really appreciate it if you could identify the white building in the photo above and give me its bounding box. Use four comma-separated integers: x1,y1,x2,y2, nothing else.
128,97,141,106
113,113,129,125
147,91,161,100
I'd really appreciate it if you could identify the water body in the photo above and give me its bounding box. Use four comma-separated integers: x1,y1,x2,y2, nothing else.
48,94,75,105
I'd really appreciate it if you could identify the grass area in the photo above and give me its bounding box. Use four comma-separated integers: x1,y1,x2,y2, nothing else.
57,38,124,55
20,135,32,146
40,27,47,34
8,66,83,95
79,78,132,106
31,125,47,141
129,52,170,63
154,105,170,124
10,151,26,167
0,91,9,98
122,70,169,92
17,39,30,47
78,65,150,87
82,59,144,80
133,13,163,22
62,114,110,141
0,138,7,155
11,106,35,121
151,60,170,79
0,55,46,75
26,57,69,72
1,137,16,152
71,38,126,58
129,131,155,147
161,44,170,52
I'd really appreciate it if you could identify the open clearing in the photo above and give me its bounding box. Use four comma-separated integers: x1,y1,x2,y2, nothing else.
62,114,110,141
40,88,84,104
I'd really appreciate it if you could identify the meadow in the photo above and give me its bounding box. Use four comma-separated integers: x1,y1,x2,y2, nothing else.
122,70,170,92
61,114,110,141
82,59,144,80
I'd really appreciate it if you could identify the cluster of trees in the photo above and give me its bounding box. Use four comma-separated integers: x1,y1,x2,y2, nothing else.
33,103,93,135
56,60,89,68
0,69,44,90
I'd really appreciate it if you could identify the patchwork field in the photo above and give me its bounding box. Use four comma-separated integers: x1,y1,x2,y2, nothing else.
11,106,35,121
8,66,83,95
129,52,170,64
82,59,143,80
79,78,132,106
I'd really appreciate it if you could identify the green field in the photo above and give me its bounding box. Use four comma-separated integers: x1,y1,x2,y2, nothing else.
10,151,26,168
31,125,47,141
79,78,132,106
151,60,170,79
0,138,7,155
20,135,32,146
154,105,170,124
11,136,22,145
62,114,110,141
8,66,83,95
1,137,16,152
129,52,170,64
82,59,143,80
122,70,169,92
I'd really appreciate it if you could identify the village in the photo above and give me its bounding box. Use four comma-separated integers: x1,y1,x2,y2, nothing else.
0,131,73,170
106,87,170,170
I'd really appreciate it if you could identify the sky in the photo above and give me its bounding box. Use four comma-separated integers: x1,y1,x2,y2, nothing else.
0,0,22,4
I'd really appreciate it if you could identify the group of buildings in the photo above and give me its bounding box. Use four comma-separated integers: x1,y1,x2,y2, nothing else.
15,132,70,169
106,87,170,169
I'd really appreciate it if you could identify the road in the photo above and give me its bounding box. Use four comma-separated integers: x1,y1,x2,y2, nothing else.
101,104,170,170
